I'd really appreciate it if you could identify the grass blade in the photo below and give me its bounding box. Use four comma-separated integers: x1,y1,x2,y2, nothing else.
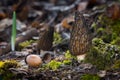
11,11,16,51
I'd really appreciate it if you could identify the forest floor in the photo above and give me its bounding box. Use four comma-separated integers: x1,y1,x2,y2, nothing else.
0,0,120,80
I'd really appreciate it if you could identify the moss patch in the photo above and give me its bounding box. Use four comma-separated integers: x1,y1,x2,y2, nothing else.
63,59,72,65
44,60,62,70
0,60,18,80
53,32,62,45
111,37,120,45
112,60,120,69
92,15,120,43
81,74,100,80
85,38,120,70
41,51,76,70
86,14,120,70
65,50,76,59
19,40,35,49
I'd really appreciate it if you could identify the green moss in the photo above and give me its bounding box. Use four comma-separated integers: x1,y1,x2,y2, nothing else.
42,53,73,70
0,60,18,80
63,59,72,65
81,74,100,80
53,32,62,45
45,60,62,70
92,38,105,46
0,61,4,73
92,15,120,43
87,14,120,70
100,18,120,42
65,50,76,59
110,19,120,35
91,22,97,28
85,47,106,69
85,38,120,70
19,40,35,49
0,61,4,67
41,51,76,70
111,37,120,45
112,60,120,69
96,28,104,35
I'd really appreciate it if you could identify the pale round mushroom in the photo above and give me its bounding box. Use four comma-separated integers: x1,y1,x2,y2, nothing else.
26,54,42,67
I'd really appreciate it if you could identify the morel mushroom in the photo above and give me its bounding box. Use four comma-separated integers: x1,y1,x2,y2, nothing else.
37,25,54,53
69,12,92,60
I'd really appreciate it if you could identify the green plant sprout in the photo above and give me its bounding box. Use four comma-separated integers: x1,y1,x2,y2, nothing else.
11,11,16,51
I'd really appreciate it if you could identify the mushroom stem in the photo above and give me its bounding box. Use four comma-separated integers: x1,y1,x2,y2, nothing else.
77,54,86,61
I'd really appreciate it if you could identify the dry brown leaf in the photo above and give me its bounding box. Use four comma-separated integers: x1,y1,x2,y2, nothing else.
61,15,74,29
0,12,7,19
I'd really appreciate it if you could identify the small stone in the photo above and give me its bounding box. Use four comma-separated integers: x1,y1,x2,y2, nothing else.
97,70,106,77
79,63,93,69
25,54,42,67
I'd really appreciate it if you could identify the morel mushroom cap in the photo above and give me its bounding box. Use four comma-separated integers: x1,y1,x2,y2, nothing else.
37,26,54,51
69,11,92,59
